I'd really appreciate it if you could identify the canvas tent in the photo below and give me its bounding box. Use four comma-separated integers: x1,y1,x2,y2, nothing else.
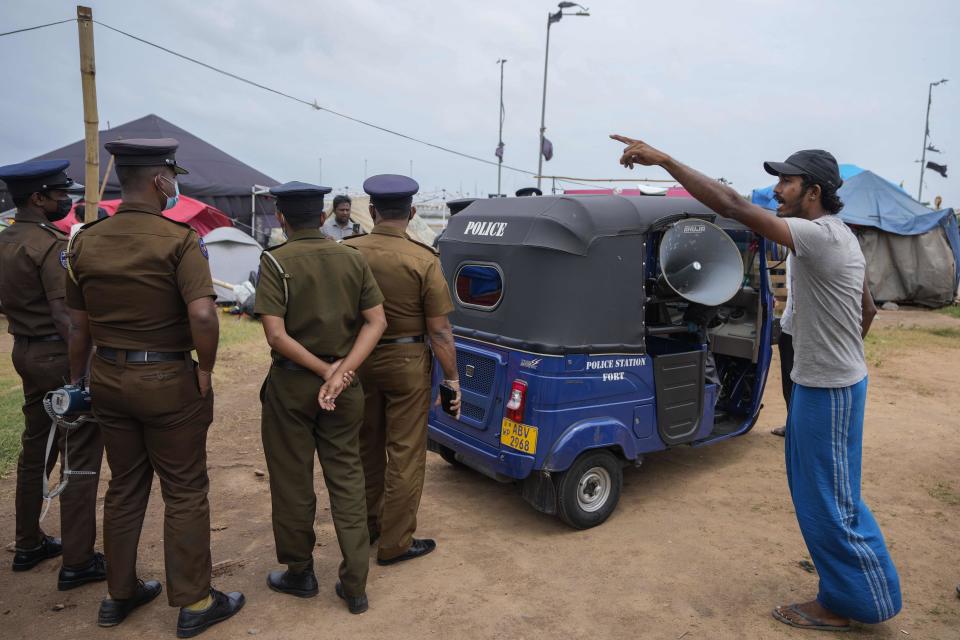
203,226,263,302
752,167,959,307
0,114,279,236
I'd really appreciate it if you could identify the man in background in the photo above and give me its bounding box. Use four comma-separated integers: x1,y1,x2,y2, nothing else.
322,194,360,241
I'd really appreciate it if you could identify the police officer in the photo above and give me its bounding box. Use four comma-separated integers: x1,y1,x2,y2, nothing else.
0,160,105,588
65,139,244,637
256,181,386,614
345,175,460,566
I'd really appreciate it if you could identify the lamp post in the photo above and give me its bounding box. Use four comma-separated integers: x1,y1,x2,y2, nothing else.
537,2,589,191
917,78,948,202
496,58,507,196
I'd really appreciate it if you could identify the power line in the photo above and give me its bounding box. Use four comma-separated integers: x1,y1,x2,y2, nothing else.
93,20,546,178
0,18,75,38
3,18,629,191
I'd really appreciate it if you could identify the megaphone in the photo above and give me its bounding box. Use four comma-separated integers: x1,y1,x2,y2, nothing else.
658,219,744,306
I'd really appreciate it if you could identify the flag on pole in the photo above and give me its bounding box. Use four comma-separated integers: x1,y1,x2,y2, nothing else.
926,161,948,178
541,137,554,161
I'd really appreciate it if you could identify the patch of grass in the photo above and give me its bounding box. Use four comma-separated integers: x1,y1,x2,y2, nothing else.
928,481,960,507
216,313,263,349
936,304,960,319
864,325,960,368
0,355,24,477
925,326,960,339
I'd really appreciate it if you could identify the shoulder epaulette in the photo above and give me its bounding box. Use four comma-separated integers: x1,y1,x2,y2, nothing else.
158,216,194,232
260,250,290,305
64,216,109,285
408,236,440,256
35,222,67,239
342,232,366,242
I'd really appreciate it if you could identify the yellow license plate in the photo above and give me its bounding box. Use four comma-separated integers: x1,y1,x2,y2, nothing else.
500,418,538,455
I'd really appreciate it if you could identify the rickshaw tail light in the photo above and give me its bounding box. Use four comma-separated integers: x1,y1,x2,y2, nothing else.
505,379,528,422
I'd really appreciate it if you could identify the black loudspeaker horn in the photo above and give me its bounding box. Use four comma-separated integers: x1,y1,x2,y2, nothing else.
658,219,744,306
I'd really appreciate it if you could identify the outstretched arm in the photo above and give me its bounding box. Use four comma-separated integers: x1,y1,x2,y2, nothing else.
610,134,795,250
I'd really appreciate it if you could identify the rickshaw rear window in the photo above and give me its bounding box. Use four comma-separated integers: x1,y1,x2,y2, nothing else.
455,264,503,310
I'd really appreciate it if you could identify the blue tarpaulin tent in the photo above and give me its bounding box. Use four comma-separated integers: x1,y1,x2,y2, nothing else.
751,167,959,307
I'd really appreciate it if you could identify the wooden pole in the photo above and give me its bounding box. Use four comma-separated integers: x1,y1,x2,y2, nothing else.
98,155,114,201
77,6,100,223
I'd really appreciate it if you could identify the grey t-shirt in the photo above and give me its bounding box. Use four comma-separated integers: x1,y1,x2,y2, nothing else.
783,215,867,388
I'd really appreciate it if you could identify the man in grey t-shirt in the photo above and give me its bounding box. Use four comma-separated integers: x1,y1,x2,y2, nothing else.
611,136,900,631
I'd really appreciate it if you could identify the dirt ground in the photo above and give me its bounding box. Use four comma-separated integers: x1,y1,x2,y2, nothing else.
0,309,958,640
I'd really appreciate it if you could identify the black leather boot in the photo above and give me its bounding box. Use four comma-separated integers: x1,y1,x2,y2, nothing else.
335,581,369,614
97,579,162,627
12,535,62,572
266,567,319,598
58,551,107,590
176,589,245,638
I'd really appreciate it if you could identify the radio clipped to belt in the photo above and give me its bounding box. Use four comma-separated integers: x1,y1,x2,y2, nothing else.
39,382,96,521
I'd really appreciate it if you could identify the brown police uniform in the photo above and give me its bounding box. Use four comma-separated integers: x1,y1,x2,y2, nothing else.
65,199,217,606
344,224,454,560
0,210,103,568
255,228,383,597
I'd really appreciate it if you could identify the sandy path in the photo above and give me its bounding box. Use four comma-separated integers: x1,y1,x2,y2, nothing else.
0,309,958,639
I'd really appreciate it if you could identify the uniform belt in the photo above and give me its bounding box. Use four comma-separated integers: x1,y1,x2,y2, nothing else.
14,334,63,343
377,335,424,346
96,347,188,364
272,355,338,371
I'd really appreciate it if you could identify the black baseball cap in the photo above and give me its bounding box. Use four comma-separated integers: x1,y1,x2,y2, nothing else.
764,149,842,190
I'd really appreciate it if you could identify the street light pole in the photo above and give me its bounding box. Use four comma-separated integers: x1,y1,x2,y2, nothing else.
918,78,948,203
497,58,507,196
537,3,589,192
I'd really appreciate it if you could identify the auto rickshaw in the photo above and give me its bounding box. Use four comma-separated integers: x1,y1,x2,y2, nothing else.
428,194,773,528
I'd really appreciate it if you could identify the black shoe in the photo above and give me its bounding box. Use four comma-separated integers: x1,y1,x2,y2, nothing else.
376,538,436,566
335,581,368,614
369,527,380,546
58,551,107,590
12,535,62,571
266,568,318,598
97,579,162,627
176,589,245,638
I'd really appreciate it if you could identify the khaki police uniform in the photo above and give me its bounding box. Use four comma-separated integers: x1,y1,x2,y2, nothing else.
344,224,454,560
65,199,217,606
0,209,103,568
255,229,384,597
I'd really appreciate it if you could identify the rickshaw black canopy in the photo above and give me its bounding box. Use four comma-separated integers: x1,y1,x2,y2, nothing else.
439,195,747,355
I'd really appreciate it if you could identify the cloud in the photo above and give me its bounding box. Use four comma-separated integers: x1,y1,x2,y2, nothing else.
0,0,957,202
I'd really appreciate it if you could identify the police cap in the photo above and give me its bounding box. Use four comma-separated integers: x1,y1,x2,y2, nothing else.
104,138,189,175
0,159,81,199
270,181,332,216
364,174,419,209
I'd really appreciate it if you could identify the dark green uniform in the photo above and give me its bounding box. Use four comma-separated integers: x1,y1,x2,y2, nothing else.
255,229,384,597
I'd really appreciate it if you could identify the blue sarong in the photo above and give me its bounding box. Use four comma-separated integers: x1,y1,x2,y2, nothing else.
785,378,902,623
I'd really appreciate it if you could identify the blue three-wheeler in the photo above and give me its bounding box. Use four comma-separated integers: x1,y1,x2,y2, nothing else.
428,194,773,528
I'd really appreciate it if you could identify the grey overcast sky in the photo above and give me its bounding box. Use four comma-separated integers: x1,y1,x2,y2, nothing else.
1,0,957,204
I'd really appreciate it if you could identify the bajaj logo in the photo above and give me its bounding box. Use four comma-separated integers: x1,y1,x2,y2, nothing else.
465,365,475,378
683,224,706,234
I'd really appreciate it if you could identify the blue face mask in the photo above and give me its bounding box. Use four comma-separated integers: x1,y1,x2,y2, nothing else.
158,176,180,211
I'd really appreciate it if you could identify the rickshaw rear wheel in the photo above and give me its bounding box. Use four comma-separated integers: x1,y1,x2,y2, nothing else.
556,449,622,529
